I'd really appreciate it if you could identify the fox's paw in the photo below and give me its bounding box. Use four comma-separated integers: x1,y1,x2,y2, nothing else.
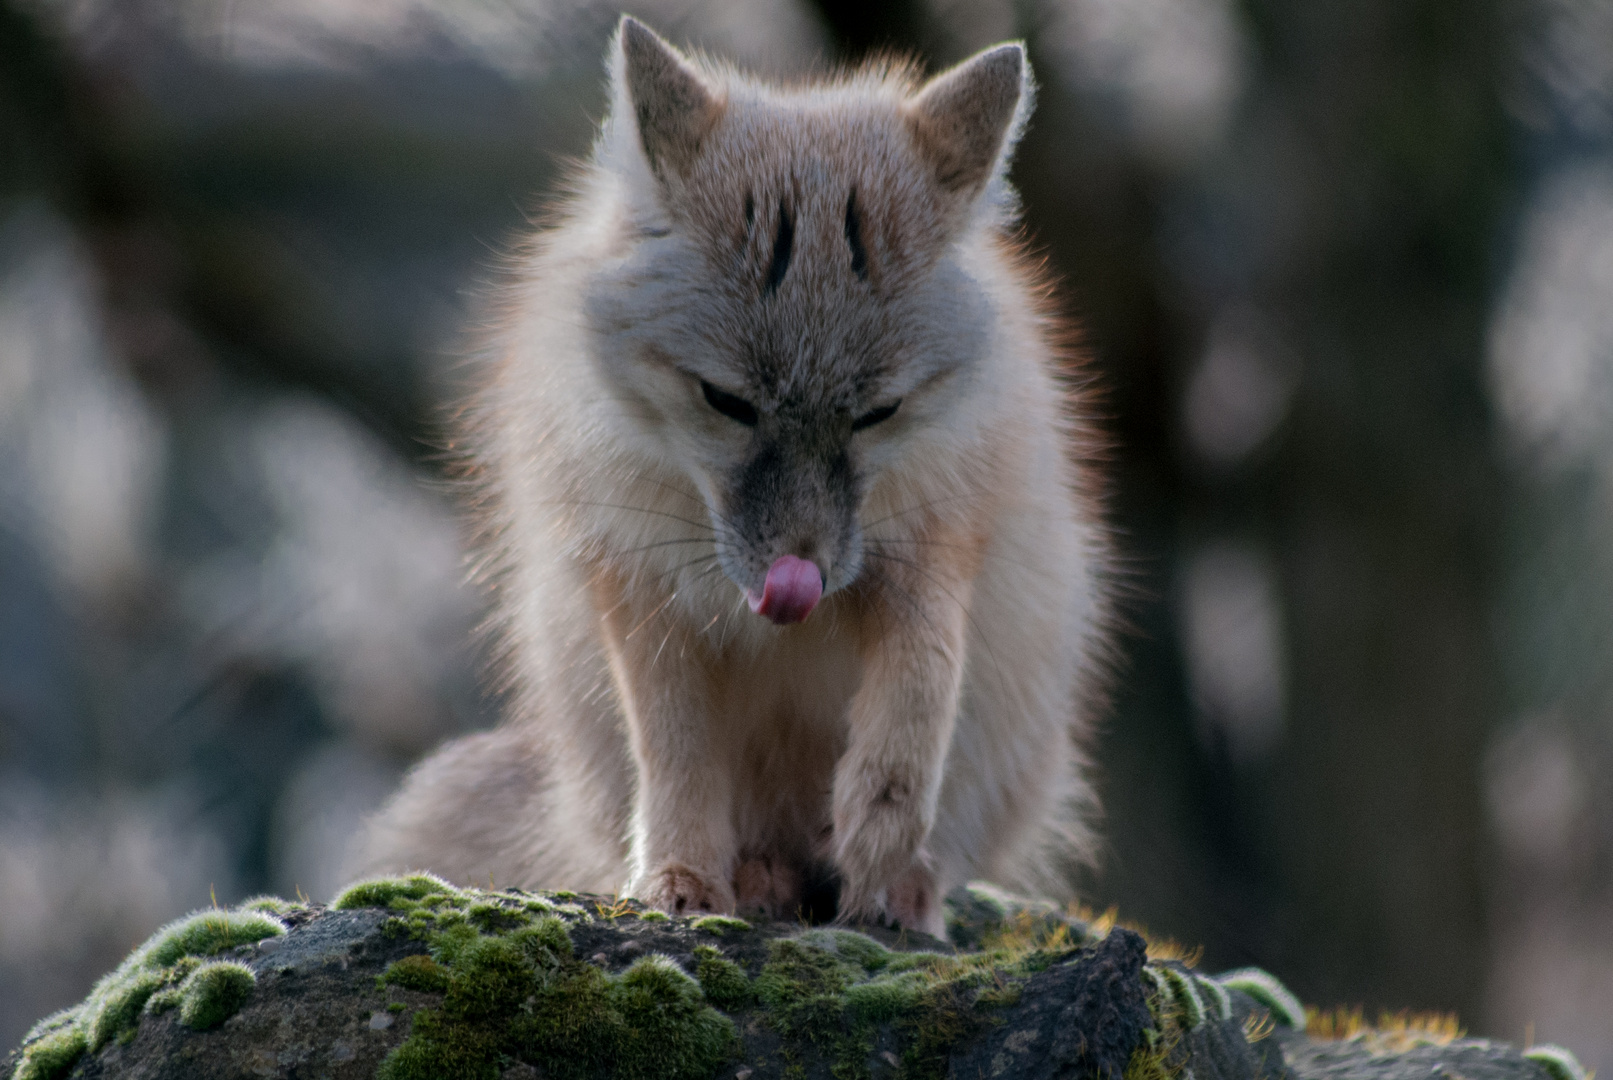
642,863,734,917
883,860,945,938
835,852,943,936
733,854,801,920
831,764,929,915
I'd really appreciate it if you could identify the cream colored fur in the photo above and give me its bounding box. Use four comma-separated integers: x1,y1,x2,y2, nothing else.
359,17,1112,937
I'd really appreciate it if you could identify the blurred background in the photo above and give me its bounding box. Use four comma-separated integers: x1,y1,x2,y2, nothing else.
0,0,1609,1066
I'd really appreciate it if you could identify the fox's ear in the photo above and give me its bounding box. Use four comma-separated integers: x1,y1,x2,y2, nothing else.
904,42,1029,199
613,16,722,182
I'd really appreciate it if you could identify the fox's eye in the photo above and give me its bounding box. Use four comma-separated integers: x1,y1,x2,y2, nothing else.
701,380,758,426
853,400,901,431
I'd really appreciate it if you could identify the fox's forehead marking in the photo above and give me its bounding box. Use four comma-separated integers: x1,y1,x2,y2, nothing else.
844,190,869,282
674,185,907,403
638,91,984,412
762,199,794,296
680,102,948,300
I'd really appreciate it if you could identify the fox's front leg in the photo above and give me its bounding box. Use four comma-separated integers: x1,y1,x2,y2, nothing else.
833,576,969,936
602,601,736,916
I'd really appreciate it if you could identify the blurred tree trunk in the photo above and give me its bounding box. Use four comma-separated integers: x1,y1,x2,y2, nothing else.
1251,0,1509,1018
0,0,430,454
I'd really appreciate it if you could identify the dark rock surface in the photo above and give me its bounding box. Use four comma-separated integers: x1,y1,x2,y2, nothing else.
949,928,1152,1080
1275,1033,1574,1080
3,883,1588,1080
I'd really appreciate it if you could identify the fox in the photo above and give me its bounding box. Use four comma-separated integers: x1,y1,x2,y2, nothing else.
358,15,1113,938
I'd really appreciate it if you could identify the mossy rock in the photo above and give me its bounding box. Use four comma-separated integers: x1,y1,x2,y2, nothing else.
3,880,1591,1080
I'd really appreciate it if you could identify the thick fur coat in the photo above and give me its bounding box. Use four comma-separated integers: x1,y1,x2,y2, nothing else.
360,17,1112,937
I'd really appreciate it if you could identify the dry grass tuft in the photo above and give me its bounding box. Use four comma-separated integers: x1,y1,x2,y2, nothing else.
1307,1005,1464,1051
1243,1011,1276,1043
1063,904,1203,967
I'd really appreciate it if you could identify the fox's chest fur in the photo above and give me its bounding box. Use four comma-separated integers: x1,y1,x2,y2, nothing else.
360,16,1112,937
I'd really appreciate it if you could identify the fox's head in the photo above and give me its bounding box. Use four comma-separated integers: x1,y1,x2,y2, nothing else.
582,17,1031,624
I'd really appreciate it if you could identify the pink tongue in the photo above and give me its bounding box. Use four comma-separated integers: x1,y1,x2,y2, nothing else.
748,555,824,625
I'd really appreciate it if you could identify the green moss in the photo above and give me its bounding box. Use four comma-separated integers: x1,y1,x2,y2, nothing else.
693,946,754,1009
1193,975,1231,1021
756,937,859,1014
370,884,735,1080
1158,966,1205,1029
238,895,300,915
141,910,286,967
375,886,496,948
742,925,1086,1080
1123,965,1187,1080
179,961,256,1030
466,900,535,934
796,929,892,973
1215,967,1304,1029
1525,1045,1589,1080
882,950,956,975
87,970,163,1050
637,909,669,922
510,916,574,962
144,989,182,1015
160,956,203,986
690,914,751,936
20,1009,78,1048
517,954,736,1080
898,978,990,1080
332,873,461,911
11,900,284,1072
381,1009,501,1080
1123,1036,1180,1080
13,1026,87,1080
388,1001,408,1013
135,954,207,1022
430,920,483,964
444,936,540,1022
384,954,452,993
844,971,927,1025
752,936,883,1077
